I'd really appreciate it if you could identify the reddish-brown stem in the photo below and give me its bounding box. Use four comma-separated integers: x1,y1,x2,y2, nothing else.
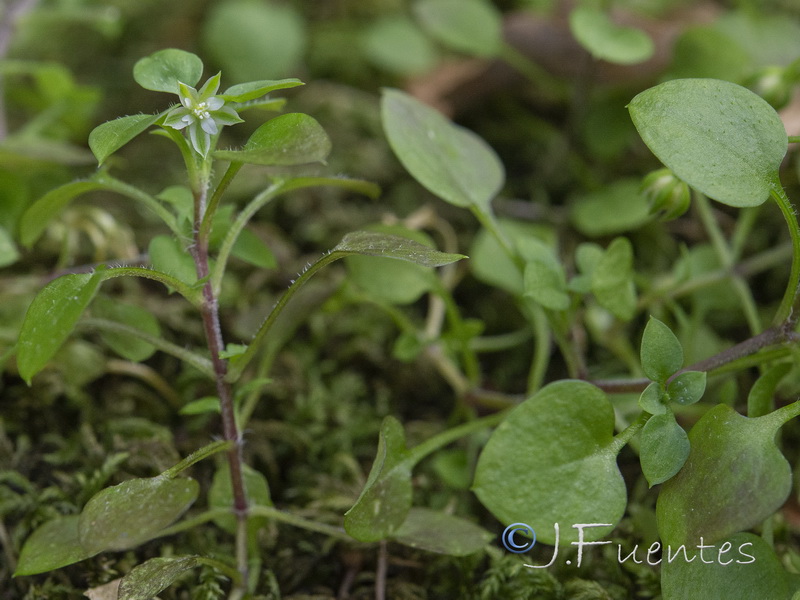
191,176,249,587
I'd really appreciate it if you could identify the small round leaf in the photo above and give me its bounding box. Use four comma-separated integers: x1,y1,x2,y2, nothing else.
640,411,690,487
133,49,203,94
640,316,683,383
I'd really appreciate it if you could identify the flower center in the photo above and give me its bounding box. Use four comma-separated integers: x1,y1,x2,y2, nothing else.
192,101,211,120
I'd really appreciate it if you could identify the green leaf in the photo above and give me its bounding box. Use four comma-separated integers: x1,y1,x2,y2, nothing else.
661,533,790,600
591,237,636,321
640,316,683,383
470,220,556,296
89,113,162,165
747,363,792,418
570,179,652,237
148,235,197,287
0,225,19,267
640,411,690,487
203,0,306,81
179,397,220,415
213,113,331,166
638,381,667,415
14,516,93,576
335,229,466,268
220,78,304,102
344,226,440,305
231,229,277,269
522,239,569,311
344,416,414,542
391,507,493,556
19,180,106,247
118,556,200,600
473,381,626,545
657,404,792,547
382,88,504,214
628,79,787,207
569,6,654,65
17,270,103,384
667,370,707,406
209,462,272,534
133,48,203,94
79,475,199,554
413,0,502,57
361,16,438,76
92,297,161,362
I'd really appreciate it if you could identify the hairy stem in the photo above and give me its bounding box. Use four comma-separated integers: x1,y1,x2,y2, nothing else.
191,167,250,592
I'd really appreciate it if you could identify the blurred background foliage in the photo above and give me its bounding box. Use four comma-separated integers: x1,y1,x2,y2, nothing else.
4,0,800,598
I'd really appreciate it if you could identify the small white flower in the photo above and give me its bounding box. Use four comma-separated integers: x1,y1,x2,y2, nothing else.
163,73,242,157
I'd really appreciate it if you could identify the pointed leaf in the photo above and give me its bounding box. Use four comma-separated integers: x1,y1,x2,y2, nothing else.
657,404,792,547
133,49,203,94
391,507,493,556
79,476,199,554
231,229,276,269
118,556,200,600
569,6,654,65
214,113,331,166
382,88,504,213
661,533,790,600
640,411,690,487
220,78,304,102
345,226,440,305
629,79,787,207
473,381,626,545
335,230,466,268
17,270,103,384
19,180,106,247
344,417,414,542
640,316,683,383
14,516,93,576
89,113,162,165
413,0,502,57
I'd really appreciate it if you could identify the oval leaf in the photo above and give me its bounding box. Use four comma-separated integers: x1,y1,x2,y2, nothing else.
382,88,504,214
0,226,19,267
79,476,199,554
640,316,683,383
656,404,792,547
473,380,626,545
629,79,787,207
413,0,502,57
89,113,162,165
93,296,161,362
640,411,690,487
15,516,94,576
119,556,199,600
214,113,331,166
209,462,272,534
570,6,654,65
661,533,790,600
391,507,493,556
667,370,707,406
17,270,103,384
591,237,637,321
133,49,203,94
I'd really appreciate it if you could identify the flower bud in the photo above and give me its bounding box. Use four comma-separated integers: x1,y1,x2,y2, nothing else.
747,66,792,110
641,168,690,221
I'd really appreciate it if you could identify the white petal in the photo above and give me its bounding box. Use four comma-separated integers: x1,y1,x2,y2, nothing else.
206,97,224,111
201,117,218,135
